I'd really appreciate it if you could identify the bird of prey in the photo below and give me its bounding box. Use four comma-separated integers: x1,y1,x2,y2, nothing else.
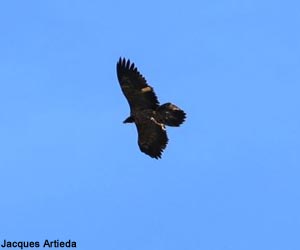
116,58,186,159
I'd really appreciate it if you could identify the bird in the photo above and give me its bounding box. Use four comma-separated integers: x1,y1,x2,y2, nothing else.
116,57,186,159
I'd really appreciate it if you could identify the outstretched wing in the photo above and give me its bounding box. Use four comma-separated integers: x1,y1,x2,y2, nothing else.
116,58,159,111
135,119,168,159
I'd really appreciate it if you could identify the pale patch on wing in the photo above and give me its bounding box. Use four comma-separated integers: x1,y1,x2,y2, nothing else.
141,86,152,93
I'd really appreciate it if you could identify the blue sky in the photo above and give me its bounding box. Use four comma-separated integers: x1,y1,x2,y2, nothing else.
0,1,299,249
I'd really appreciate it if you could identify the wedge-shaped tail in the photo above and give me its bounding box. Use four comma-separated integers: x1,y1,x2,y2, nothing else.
156,103,186,127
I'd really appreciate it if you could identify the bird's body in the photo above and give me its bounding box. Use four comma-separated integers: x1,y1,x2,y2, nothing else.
116,58,186,159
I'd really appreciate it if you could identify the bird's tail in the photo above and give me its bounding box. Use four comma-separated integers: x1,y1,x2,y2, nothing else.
157,103,186,127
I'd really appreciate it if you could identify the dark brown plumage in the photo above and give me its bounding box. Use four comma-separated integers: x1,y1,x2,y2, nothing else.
116,58,186,159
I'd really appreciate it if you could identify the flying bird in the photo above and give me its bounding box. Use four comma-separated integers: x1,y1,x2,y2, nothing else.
116,58,186,159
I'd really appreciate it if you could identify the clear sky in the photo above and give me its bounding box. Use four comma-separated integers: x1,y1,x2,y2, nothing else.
0,1,299,249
